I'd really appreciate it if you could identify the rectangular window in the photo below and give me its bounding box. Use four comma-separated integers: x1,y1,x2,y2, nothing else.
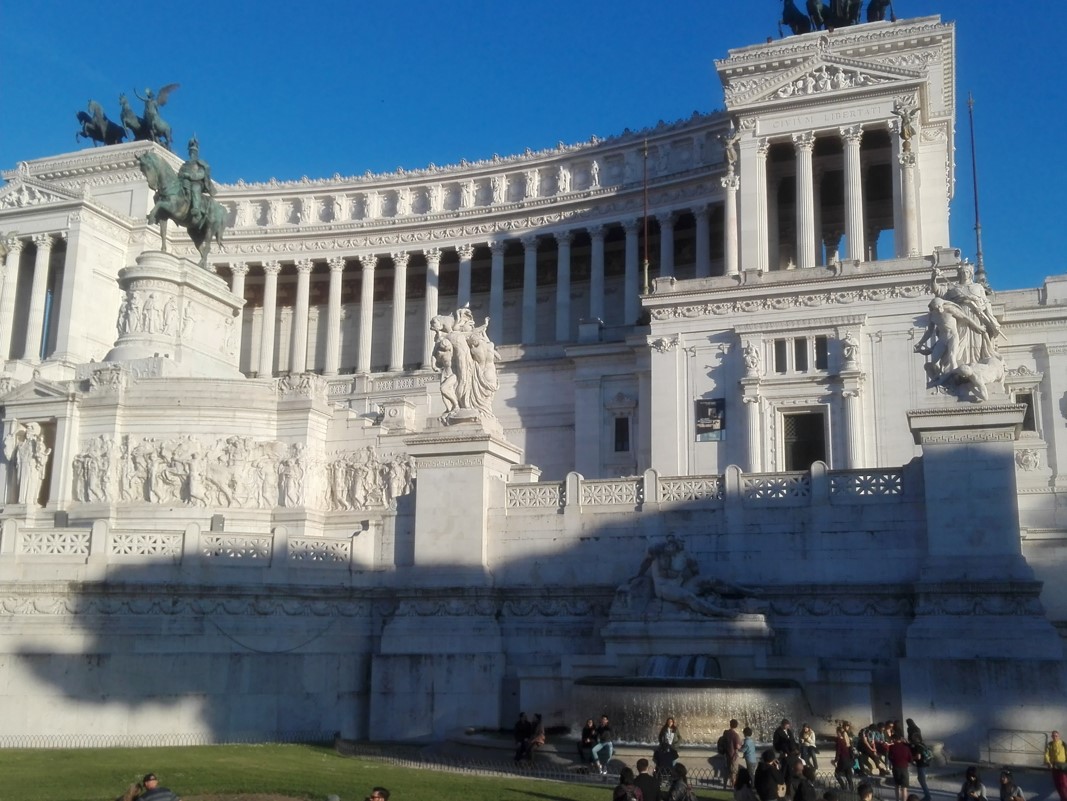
1015,392,1037,432
614,416,631,453
793,338,808,372
814,336,829,370
783,411,826,470
774,339,788,374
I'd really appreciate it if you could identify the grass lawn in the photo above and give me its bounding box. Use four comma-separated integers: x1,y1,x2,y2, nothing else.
0,743,730,801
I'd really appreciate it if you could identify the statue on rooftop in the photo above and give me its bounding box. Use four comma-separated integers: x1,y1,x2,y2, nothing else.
119,93,152,142
781,0,887,35
134,83,179,150
76,100,127,147
137,136,225,269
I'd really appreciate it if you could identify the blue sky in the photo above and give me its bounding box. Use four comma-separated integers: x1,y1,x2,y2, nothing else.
1,0,1062,290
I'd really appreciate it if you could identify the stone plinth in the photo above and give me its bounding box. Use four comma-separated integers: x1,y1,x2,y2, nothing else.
404,421,522,585
102,251,244,378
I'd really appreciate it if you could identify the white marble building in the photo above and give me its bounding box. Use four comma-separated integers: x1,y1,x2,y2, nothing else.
0,15,1064,758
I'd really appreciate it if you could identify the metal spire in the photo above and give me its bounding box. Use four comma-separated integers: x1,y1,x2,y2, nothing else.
967,92,987,285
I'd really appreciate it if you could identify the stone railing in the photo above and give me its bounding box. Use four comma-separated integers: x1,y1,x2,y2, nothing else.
0,520,358,570
505,463,908,510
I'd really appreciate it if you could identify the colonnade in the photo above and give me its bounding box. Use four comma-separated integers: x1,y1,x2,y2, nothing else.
0,233,63,364
227,206,725,377
739,120,917,273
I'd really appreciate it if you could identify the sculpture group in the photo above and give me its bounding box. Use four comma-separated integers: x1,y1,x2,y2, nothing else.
72,434,415,511
780,0,895,36
76,84,179,149
430,308,500,425
3,421,51,507
914,265,1005,402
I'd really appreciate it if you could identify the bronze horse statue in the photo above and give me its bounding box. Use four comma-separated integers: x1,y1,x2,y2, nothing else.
119,94,152,142
137,151,225,269
76,100,126,146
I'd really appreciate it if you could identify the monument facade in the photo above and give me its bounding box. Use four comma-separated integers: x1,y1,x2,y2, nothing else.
0,14,1065,759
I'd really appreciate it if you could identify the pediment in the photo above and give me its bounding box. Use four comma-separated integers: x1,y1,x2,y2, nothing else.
0,376,72,403
0,175,80,211
725,54,924,109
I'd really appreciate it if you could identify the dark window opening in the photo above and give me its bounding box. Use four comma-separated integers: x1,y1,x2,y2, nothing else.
794,338,808,372
814,336,829,370
1015,392,1037,432
783,411,826,471
614,417,631,453
774,339,788,374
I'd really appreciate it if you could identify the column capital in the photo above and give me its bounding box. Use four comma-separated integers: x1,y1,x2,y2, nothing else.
488,240,506,255
230,261,249,276
520,234,538,250
359,253,377,270
899,151,917,168
295,258,314,274
32,233,54,251
622,218,641,234
840,125,864,144
756,138,771,157
456,243,475,261
792,131,816,151
262,260,281,275
721,174,740,191
390,251,410,268
554,230,573,245
3,235,23,255
588,224,606,240
692,203,711,219
425,247,442,265
656,211,676,227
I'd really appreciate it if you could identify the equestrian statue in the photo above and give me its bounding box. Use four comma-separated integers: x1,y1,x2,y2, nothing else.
76,100,127,147
780,0,895,36
138,136,225,269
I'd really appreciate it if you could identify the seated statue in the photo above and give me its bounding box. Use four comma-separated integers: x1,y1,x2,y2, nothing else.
617,534,762,618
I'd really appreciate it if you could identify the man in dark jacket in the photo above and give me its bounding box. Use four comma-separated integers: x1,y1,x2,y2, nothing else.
140,773,181,801
635,757,661,801
755,750,786,801
774,719,797,761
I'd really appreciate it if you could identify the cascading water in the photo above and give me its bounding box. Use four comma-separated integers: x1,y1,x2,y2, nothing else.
573,656,812,743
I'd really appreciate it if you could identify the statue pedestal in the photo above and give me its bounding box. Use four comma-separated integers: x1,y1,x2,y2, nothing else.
404,420,522,585
101,251,243,379
900,402,1065,758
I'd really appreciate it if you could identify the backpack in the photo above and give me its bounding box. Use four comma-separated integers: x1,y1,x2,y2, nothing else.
912,742,933,766
718,733,729,754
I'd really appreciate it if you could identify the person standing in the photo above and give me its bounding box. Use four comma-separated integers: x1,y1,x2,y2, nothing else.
755,750,786,801
1046,731,1067,801
742,726,759,777
906,718,932,801
774,720,798,763
655,717,681,778
635,757,661,801
139,773,181,801
614,767,646,801
886,732,914,801
834,725,855,791
724,719,744,788
667,763,694,801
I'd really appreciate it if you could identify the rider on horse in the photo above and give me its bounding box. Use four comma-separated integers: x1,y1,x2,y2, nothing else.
177,137,215,228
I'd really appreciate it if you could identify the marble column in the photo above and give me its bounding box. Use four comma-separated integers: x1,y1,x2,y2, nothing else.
623,219,640,325
887,118,904,258
357,254,376,373
741,390,763,472
324,257,344,375
22,234,55,362
657,212,675,279
694,205,711,278
722,175,739,277
0,236,25,360
456,243,474,309
258,261,281,377
389,252,408,371
488,241,505,342
521,234,538,344
554,231,572,342
901,151,920,257
290,258,312,374
842,386,864,468
793,132,816,271
422,247,441,368
588,225,605,321
812,171,824,266
229,262,249,300
841,126,865,261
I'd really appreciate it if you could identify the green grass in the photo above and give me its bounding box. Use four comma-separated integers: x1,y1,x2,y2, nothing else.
0,743,729,801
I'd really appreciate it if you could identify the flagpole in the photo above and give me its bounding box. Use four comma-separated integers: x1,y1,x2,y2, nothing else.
967,92,986,285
